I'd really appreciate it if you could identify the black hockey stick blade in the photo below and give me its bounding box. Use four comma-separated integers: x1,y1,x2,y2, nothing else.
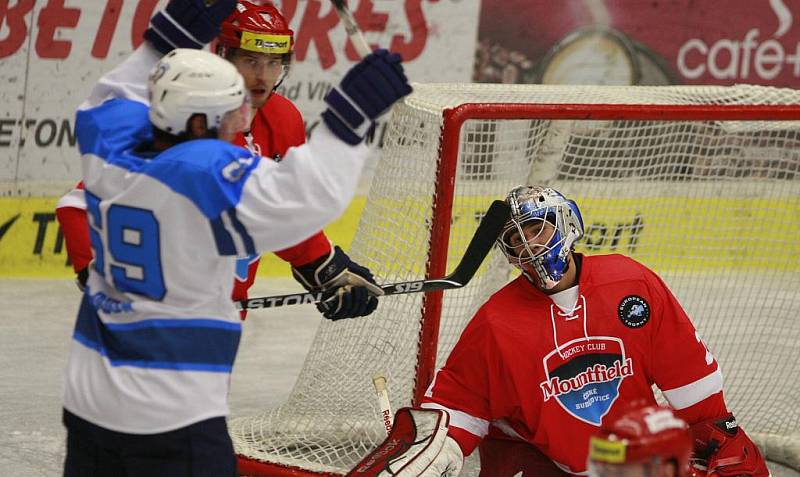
238,200,510,310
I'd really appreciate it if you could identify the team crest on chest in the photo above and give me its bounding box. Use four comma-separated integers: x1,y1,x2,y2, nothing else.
540,337,633,426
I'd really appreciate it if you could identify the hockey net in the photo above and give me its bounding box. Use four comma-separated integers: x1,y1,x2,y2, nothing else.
231,84,800,476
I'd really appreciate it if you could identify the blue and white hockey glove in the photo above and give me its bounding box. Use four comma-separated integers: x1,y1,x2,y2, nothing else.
144,0,237,54
292,246,384,321
322,49,413,145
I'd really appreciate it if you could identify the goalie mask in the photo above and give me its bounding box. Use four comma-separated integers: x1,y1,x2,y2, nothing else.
497,185,584,289
588,405,692,477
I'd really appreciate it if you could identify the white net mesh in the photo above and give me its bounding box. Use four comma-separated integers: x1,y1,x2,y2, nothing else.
231,84,800,475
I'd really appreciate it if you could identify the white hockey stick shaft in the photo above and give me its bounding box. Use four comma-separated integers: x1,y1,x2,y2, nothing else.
330,0,372,57
373,374,393,435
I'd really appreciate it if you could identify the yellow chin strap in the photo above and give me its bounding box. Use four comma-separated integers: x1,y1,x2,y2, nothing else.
239,31,292,54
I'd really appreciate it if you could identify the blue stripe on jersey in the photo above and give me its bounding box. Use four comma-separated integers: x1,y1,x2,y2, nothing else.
78,99,262,220
210,216,238,255
227,208,256,256
209,209,258,256
73,295,241,372
235,254,260,281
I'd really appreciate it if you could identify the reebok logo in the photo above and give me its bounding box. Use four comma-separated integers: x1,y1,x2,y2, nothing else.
715,416,738,435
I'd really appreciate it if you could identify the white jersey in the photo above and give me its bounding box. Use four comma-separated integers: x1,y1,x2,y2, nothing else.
63,45,370,434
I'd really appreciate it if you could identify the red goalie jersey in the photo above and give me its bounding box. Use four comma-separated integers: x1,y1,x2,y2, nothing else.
422,254,766,476
56,93,331,316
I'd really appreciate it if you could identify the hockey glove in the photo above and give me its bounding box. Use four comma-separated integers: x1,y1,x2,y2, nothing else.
75,266,89,292
292,246,384,321
144,0,237,54
689,414,769,477
322,49,413,145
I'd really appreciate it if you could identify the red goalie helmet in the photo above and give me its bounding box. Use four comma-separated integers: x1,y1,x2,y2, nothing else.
217,1,294,59
589,405,692,477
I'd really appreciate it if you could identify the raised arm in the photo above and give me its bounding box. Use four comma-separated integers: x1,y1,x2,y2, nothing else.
233,49,412,252
80,0,236,110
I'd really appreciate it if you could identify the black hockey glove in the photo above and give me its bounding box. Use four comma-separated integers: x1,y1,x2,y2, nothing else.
322,49,413,145
144,0,237,54
292,246,383,321
75,266,89,292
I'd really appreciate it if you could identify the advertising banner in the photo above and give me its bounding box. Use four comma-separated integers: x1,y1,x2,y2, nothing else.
0,0,479,277
3,0,799,278
1,0,480,195
474,0,800,88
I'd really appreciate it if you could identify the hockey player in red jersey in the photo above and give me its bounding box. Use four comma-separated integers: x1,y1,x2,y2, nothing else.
350,185,770,477
56,0,382,321
588,404,693,477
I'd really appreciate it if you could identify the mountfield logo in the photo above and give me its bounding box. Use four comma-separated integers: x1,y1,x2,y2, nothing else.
540,358,633,401
542,337,633,425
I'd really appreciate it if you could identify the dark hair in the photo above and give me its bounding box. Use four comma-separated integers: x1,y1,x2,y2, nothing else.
152,113,218,146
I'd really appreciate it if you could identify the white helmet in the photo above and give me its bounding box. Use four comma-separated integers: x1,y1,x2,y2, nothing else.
148,48,246,136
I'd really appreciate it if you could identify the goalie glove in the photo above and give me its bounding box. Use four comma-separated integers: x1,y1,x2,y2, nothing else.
346,407,464,477
689,414,769,477
292,246,383,321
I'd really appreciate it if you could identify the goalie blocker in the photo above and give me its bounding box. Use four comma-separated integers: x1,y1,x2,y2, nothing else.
346,408,463,477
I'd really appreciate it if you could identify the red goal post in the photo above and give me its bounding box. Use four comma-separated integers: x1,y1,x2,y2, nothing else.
231,83,800,476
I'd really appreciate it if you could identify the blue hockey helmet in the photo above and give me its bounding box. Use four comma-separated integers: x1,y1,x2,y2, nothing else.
497,185,584,289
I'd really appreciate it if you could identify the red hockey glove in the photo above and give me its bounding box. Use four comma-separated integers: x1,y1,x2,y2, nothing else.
689,414,769,477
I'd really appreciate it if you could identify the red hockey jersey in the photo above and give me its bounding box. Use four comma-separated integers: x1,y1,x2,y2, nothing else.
422,254,724,475
230,93,331,307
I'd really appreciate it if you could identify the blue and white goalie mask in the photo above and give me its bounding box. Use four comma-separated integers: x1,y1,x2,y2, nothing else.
497,186,584,289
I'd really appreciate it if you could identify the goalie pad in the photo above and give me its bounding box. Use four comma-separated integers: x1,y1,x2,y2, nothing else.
689,414,769,477
346,407,463,477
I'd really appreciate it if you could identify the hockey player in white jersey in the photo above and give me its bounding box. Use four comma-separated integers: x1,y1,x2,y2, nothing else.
60,1,412,476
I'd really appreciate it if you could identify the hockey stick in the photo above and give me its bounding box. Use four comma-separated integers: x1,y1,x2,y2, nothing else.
372,374,393,436
330,0,373,57
238,200,511,310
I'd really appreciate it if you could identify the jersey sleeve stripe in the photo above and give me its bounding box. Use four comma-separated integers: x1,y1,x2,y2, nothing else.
74,296,241,372
420,402,490,438
661,368,724,409
210,216,238,255
226,208,256,256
